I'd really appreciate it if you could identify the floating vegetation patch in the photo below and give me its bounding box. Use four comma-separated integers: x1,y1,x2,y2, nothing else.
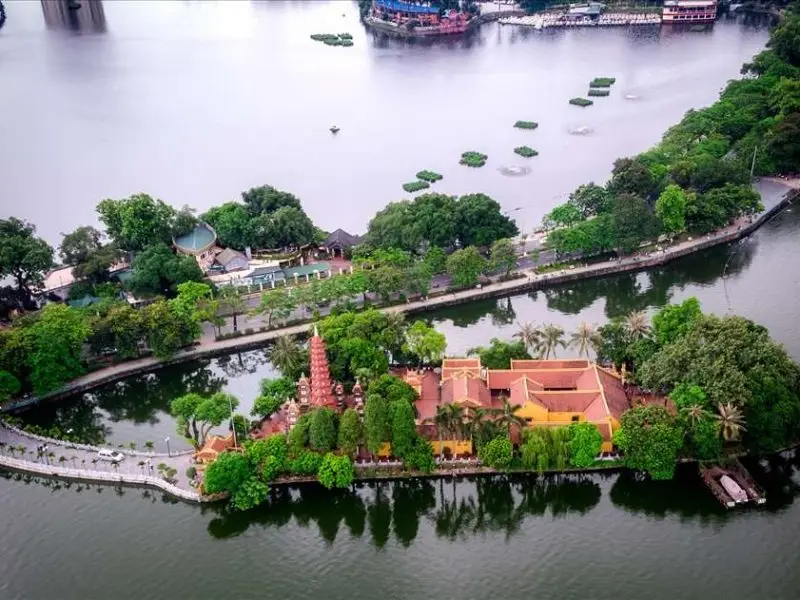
460,151,488,167
514,146,538,158
588,89,610,97
589,77,616,88
402,180,430,193
498,165,532,177
569,97,593,107
311,33,354,46
514,120,539,130
416,170,443,182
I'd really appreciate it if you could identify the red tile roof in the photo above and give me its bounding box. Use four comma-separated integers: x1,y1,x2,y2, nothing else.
510,359,590,370
596,367,630,420
440,373,491,407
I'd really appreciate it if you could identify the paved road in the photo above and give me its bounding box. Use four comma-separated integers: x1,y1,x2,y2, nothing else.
0,424,195,490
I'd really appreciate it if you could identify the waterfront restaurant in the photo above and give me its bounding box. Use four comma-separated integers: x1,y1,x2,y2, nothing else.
662,0,717,23
372,0,441,25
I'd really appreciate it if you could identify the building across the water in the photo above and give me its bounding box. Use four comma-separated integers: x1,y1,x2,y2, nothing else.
662,0,717,23
367,0,472,36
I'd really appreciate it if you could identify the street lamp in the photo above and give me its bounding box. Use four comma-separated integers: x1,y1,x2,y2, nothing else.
164,436,171,457
228,394,238,448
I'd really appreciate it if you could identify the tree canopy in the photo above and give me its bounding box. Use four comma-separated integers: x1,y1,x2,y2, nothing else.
129,243,204,297
0,218,55,297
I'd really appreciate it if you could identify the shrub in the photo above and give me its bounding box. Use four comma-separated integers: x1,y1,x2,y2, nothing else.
317,453,354,489
514,120,539,129
569,97,594,107
479,436,513,470
415,170,443,182
589,77,616,88
460,151,488,167
186,466,197,479
514,146,538,158
588,89,610,97
402,180,431,193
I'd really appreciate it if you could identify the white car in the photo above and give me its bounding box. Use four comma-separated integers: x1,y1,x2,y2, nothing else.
97,449,125,462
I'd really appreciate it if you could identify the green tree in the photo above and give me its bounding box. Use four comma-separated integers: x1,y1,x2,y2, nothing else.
455,193,519,247
687,414,722,460
569,321,600,358
446,247,486,288
655,184,687,237
608,157,660,200
171,281,218,334
366,265,405,302
203,451,268,511
269,206,317,249
338,408,363,457
614,405,685,480
467,337,530,370
241,184,303,215
652,297,702,347
612,194,660,254
364,393,390,457
670,383,708,411
144,298,199,359
268,334,307,381
289,449,323,475
59,226,102,266
317,453,354,489
404,435,435,473
288,413,312,453
489,238,517,276
0,370,22,401
403,320,446,366
252,377,295,419
569,183,612,218
543,202,582,230
365,201,419,252
129,243,204,297
24,304,91,396
769,9,800,67
97,194,176,252
538,323,566,359
478,436,513,470
170,391,239,448
309,407,337,452
0,218,55,297
201,202,252,250
390,399,417,459
91,302,146,359
257,288,295,328
569,422,603,468
218,285,246,333
423,246,447,274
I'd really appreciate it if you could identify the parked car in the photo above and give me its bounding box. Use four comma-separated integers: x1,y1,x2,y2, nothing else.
97,449,125,463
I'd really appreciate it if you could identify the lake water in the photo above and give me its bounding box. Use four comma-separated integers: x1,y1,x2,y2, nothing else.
0,1,770,244
1,455,799,600
3,3,799,599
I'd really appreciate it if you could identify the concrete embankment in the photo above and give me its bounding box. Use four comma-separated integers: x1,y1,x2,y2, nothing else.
3,188,796,413
0,455,206,503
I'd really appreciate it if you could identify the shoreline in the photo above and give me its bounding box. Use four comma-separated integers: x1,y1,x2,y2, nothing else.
3,185,796,414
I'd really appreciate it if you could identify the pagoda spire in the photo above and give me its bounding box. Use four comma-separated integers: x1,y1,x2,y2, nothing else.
309,325,335,408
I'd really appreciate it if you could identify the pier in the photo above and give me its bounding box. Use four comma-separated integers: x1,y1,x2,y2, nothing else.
499,12,662,28
700,459,766,509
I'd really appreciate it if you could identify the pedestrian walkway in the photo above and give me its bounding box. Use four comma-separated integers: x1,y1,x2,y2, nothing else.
0,422,196,496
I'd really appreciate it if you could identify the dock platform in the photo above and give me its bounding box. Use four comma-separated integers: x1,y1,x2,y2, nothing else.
700,459,766,509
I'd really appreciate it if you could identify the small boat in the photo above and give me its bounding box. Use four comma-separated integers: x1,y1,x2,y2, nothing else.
330,126,340,134
720,475,748,503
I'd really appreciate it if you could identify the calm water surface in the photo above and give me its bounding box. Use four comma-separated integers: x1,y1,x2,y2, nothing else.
1,1,770,243
1,455,799,600
3,4,799,599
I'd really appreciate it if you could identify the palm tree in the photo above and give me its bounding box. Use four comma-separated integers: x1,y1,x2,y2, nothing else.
569,321,601,358
514,321,541,355
625,310,650,340
144,440,154,453
268,334,305,379
539,323,566,359
443,403,466,441
716,402,746,442
429,405,453,459
683,404,708,427
496,397,526,438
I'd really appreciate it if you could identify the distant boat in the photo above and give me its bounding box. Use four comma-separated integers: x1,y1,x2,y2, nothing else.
720,475,747,503
330,126,340,134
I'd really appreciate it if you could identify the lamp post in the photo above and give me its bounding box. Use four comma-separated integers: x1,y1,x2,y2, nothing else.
228,394,238,448
165,436,171,457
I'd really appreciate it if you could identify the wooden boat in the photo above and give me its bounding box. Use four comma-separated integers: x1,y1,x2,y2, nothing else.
720,474,748,503
330,126,340,134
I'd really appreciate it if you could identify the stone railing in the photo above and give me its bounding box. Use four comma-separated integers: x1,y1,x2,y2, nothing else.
0,421,194,458
0,454,205,503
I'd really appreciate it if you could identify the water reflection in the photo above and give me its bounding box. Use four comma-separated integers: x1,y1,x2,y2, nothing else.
41,0,106,33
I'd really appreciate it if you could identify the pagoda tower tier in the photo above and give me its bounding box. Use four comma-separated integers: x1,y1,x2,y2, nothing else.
308,325,336,408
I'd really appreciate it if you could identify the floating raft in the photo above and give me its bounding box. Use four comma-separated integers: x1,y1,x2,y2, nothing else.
700,459,766,509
